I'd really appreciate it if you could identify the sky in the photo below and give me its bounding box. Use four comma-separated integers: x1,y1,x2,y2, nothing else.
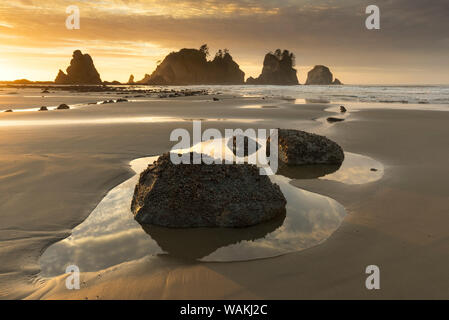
0,0,448,84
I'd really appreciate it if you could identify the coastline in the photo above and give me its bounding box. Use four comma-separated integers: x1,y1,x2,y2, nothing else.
0,91,448,299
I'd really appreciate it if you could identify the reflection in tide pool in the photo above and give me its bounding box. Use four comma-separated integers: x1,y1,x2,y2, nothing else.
40,159,348,277
276,152,383,184
39,156,163,277
322,152,383,184
39,139,382,277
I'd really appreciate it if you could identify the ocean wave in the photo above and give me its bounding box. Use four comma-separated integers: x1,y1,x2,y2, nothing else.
162,85,449,105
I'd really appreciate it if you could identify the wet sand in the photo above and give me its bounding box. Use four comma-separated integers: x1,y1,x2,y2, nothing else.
1,91,448,299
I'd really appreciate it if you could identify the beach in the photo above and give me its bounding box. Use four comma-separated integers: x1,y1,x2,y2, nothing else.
0,86,448,299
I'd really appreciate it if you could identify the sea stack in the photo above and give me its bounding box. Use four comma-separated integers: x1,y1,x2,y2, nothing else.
54,50,102,85
137,45,245,85
246,49,299,85
305,65,343,85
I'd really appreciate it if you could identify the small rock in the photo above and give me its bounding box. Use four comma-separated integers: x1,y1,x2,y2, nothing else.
4,109,13,113
39,106,48,111
213,97,220,101
370,168,378,172
340,105,347,113
57,104,70,110
116,98,128,103
327,117,344,123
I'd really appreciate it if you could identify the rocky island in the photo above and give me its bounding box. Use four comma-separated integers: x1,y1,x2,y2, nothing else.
49,48,344,87
54,50,102,85
305,65,342,85
246,49,299,85
136,45,245,85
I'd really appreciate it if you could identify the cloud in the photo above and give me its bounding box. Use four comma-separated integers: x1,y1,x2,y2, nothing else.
0,0,448,83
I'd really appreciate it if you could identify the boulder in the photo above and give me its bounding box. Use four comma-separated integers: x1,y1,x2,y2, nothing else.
305,65,342,85
141,213,285,259
227,135,261,157
57,104,70,110
327,117,345,123
246,49,299,85
131,152,286,228
54,50,102,84
270,129,344,165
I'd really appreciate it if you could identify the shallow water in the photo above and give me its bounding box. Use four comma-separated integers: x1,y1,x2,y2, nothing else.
0,117,263,127
182,85,449,105
239,104,280,109
39,137,383,277
323,101,449,113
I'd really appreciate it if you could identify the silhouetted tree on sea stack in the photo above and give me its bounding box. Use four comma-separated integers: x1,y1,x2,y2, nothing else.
246,49,299,85
136,45,245,85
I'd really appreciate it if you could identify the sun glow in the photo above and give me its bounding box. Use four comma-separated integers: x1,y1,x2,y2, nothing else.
0,58,54,81
0,61,21,81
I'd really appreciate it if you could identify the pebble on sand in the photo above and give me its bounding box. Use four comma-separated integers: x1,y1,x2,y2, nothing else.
327,117,345,123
